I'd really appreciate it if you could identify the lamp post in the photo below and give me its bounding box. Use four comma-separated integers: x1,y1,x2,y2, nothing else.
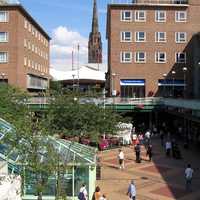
72,74,75,92
163,73,167,97
111,73,116,97
0,73,6,84
172,70,176,98
183,67,187,99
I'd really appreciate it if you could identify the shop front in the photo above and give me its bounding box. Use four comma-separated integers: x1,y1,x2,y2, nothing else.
120,79,145,98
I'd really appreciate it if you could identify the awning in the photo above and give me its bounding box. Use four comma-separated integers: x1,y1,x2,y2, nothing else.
158,79,185,86
120,79,145,86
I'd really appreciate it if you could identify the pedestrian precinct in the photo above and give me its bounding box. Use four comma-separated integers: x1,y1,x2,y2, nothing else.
135,143,141,163
127,180,136,200
146,144,153,161
185,164,194,192
118,149,125,169
165,140,172,157
78,183,88,200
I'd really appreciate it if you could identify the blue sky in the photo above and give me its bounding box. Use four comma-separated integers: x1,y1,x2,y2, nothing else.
19,0,111,71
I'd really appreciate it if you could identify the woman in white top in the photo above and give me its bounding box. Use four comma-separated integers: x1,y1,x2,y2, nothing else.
118,149,125,169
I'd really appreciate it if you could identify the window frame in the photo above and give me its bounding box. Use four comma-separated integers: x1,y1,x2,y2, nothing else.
155,32,166,43
155,11,166,22
120,51,132,63
135,52,146,63
120,10,132,22
175,32,187,43
0,32,8,43
176,52,186,63
135,31,146,42
120,31,132,42
175,11,187,22
155,52,166,63
0,52,8,63
135,10,146,22
0,11,9,23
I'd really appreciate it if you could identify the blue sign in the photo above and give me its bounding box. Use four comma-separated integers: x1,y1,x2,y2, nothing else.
120,79,145,86
158,79,185,86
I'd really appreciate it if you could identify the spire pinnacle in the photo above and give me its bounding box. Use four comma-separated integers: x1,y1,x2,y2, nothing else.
92,0,99,33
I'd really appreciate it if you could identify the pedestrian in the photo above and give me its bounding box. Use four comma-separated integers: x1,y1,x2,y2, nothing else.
165,140,172,157
127,180,136,200
135,143,141,163
138,133,144,145
145,130,151,148
100,194,107,200
146,144,153,161
185,164,194,192
118,149,125,169
92,186,101,200
78,183,88,200
160,130,164,146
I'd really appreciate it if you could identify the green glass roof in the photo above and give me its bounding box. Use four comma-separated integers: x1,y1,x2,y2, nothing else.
0,118,97,167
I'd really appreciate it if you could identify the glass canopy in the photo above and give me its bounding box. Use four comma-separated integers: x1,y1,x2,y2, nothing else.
0,118,97,168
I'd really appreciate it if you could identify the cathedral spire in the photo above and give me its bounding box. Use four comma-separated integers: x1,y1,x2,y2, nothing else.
88,0,102,64
92,0,99,33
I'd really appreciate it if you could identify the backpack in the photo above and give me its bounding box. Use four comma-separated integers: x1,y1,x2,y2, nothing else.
78,192,85,200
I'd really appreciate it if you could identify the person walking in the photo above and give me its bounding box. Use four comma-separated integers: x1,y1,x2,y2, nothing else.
135,144,141,163
92,186,101,200
146,144,153,161
127,180,136,200
165,140,172,157
78,184,88,200
160,130,164,146
185,164,194,192
118,149,125,169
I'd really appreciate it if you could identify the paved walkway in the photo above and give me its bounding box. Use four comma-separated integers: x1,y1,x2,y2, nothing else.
97,139,200,200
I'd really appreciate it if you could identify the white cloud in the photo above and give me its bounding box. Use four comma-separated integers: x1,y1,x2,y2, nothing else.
50,26,88,71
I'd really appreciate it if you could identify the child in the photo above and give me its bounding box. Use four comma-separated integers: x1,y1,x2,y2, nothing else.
100,194,107,200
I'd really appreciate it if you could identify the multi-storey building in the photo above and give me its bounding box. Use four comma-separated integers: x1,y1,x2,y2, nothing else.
106,0,200,98
0,2,50,91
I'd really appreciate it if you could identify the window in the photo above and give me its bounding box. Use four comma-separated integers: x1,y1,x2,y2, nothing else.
175,32,187,43
135,31,146,42
28,59,31,67
120,52,132,63
155,52,166,63
28,41,31,50
176,52,186,63
135,52,146,63
175,11,187,22
24,39,27,47
121,31,132,42
121,10,132,21
24,57,27,66
155,11,166,22
135,10,146,22
0,11,8,22
155,32,166,42
0,52,8,63
0,32,8,42
24,20,28,29
28,24,31,32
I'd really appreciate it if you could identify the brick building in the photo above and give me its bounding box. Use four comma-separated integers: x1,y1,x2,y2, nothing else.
106,0,200,98
0,2,50,91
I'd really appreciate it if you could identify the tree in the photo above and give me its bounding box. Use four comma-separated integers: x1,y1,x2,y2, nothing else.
45,92,123,141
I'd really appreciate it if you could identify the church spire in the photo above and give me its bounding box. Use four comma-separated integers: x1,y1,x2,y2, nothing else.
88,0,102,64
92,0,99,33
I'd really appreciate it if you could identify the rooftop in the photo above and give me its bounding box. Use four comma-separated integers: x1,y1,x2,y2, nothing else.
109,0,189,6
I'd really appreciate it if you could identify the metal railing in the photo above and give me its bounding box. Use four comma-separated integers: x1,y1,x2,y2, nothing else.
110,0,188,5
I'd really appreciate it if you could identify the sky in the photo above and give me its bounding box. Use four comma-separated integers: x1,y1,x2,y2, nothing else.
17,0,116,71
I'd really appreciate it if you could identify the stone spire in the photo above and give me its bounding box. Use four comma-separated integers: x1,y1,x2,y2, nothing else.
88,0,102,64
92,0,98,33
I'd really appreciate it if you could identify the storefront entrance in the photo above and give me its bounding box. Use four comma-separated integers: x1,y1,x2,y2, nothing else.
120,79,145,98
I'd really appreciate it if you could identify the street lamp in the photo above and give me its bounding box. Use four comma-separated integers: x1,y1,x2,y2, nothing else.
163,73,167,97
172,70,176,97
111,73,117,96
72,74,75,92
0,73,6,83
183,67,187,99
